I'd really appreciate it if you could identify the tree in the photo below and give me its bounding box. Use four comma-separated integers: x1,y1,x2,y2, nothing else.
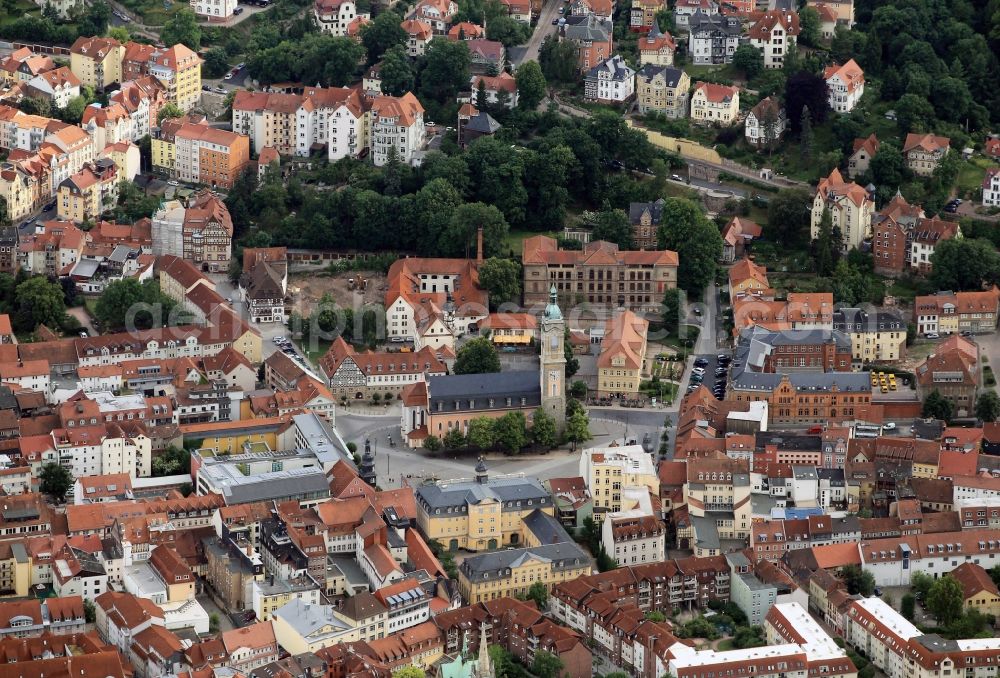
203,47,230,79
662,288,682,337
423,435,442,452
495,411,527,454
378,45,415,96
160,8,202,50
39,462,73,503
392,669,426,678
454,337,502,374
13,276,66,334
107,26,130,43
158,102,184,121
515,60,546,110
443,428,467,450
361,12,408,62
589,208,633,249
767,188,812,246
78,0,112,37
926,576,964,622
656,198,722,294
813,206,837,276
784,71,827,134
799,105,813,165
208,613,220,633
440,203,509,258
152,445,191,476
419,39,471,104
94,279,178,331
868,143,908,189
538,35,579,83
976,391,1000,423
84,599,96,623
732,44,764,79
19,96,51,117
564,409,592,450
894,93,935,134
61,95,89,124
645,611,666,622
901,594,916,620
478,258,522,309
526,581,548,609
840,564,875,597
930,238,1000,291
532,651,564,678
468,416,497,449
530,408,558,449
922,389,954,423
911,571,934,599
798,6,821,47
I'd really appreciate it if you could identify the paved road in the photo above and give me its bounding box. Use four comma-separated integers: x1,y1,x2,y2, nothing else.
510,0,562,66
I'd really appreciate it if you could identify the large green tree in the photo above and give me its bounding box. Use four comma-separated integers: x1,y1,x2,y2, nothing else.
495,411,527,454
531,651,564,678
14,276,66,333
530,408,558,449
564,409,592,450
662,288,682,337
514,60,546,110
440,203,509,258
160,8,202,50
378,45,415,96
454,337,502,374
767,188,812,246
732,44,764,79
467,417,497,450
926,576,964,623
930,238,1000,291
419,39,471,104
656,198,722,294
361,11,408,62
39,462,73,503
538,35,579,83
922,389,955,422
589,208,633,250
478,258,522,309
95,279,178,332
798,6,821,47
976,391,1000,423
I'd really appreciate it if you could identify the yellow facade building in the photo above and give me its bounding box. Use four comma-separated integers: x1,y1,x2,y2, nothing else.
69,36,123,91
951,563,1000,618
57,159,118,224
0,542,32,598
596,309,648,397
728,257,771,301
415,461,555,552
149,44,203,112
833,308,907,365
183,416,288,455
579,445,659,519
690,82,740,125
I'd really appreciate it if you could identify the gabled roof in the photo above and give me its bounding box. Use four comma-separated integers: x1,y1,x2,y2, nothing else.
852,133,879,156
824,59,864,91
693,81,738,103
903,132,950,154
748,10,800,40
816,168,870,208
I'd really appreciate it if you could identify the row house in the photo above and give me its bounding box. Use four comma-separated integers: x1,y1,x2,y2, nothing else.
913,288,1000,336
57,158,118,224
319,337,447,400
0,48,55,85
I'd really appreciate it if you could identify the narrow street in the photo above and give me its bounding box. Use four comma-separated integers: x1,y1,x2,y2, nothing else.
509,0,561,66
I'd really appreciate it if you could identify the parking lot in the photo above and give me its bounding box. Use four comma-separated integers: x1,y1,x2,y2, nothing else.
687,353,732,401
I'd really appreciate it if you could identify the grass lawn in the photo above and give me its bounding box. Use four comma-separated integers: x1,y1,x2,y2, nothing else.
0,0,39,25
295,337,331,367
955,157,991,199
683,63,737,81
716,639,735,652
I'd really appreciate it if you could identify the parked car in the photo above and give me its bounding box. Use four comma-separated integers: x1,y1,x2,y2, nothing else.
234,5,244,12
224,72,235,80
925,332,940,339
694,358,709,367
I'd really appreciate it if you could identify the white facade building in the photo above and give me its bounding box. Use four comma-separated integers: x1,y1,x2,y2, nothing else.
584,55,636,103
190,0,237,18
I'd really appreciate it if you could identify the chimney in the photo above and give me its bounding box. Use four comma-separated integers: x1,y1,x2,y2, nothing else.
476,226,483,264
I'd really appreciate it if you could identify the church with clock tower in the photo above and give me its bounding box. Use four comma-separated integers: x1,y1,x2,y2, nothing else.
398,285,569,447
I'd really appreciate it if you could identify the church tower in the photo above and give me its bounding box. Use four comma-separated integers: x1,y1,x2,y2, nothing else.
540,284,566,430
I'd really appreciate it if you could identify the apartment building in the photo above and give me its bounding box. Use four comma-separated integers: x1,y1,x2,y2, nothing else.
913,288,1000,335
596,310,649,397
601,512,665,565
638,22,676,65
748,10,799,68
369,93,425,166
580,445,659,518
173,120,250,188
24,67,81,109
983,168,1000,207
145,44,203,112
824,59,864,112
915,334,979,415
688,10,743,65
635,64,689,118
690,82,740,125
402,19,435,56
192,0,237,18
69,37,124,91
57,158,118,223
908,217,959,275
522,235,678,313
903,133,950,177
151,191,233,273
810,168,874,251
561,15,614,72
319,338,446,400
727,371,871,427
18,220,85,275
585,55,635,103
832,308,907,364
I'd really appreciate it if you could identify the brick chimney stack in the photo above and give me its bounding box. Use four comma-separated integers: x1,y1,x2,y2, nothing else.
476,226,484,263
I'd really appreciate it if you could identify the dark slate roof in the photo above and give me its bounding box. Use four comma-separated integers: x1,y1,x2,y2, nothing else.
521,509,572,545
563,14,612,41
464,111,501,134
832,307,906,332
636,65,685,88
416,476,550,511
459,541,590,580
586,55,634,82
427,370,541,404
628,198,665,226
731,371,871,393
689,9,742,35
754,432,822,452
